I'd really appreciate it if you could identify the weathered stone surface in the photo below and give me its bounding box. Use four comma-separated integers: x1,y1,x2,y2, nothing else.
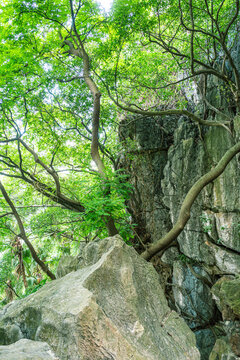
223,321,240,357
120,112,240,360
121,112,240,360
172,261,215,328
0,236,200,360
119,116,178,245
204,127,240,212
212,212,240,252
212,277,240,320
161,246,180,265
234,115,240,141
206,242,240,275
120,110,240,270
209,322,240,360
209,338,240,360
0,321,23,344
194,329,217,360
162,123,213,265
0,339,58,360
230,332,240,357
55,254,78,279
162,123,240,269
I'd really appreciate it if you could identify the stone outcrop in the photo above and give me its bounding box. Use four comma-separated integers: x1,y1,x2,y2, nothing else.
0,236,200,360
120,105,240,358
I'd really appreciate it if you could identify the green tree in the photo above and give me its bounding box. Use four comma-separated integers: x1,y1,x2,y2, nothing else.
0,0,240,301
102,0,240,258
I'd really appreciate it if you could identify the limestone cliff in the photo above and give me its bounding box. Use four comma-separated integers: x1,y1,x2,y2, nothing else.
119,78,240,360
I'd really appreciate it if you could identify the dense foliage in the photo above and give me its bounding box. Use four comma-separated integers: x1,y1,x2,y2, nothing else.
0,0,239,303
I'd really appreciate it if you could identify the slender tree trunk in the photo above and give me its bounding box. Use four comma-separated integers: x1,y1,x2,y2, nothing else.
66,1,119,236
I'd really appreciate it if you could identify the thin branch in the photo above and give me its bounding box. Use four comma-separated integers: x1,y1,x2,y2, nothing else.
0,212,13,219
1,281,20,298
56,75,84,83
101,76,231,131
18,139,84,211
0,181,56,280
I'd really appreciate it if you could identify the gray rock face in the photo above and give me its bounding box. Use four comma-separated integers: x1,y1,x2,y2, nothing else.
209,338,239,360
120,106,240,360
0,236,200,360
119,115,178,246
0,339,58,360
121,113,240,270
161,246,180,265
118,35,240,360
162,123,240,271
172,261,215,328
55,254,78,279
194,329,217,360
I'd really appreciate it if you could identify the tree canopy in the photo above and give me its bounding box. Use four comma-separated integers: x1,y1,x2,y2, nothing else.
0,0,240,302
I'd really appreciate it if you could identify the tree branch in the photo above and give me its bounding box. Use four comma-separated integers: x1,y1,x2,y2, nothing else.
0,212,13,219
65,0,119,236
102,79,231,131
0,181,56,280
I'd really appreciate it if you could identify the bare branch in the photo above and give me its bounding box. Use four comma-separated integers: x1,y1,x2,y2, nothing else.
101,76,231,131
0,142,85,213
0,212,13,219
1,280,20,298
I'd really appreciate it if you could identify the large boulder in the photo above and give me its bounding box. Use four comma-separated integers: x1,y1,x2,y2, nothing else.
0,236,200,360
